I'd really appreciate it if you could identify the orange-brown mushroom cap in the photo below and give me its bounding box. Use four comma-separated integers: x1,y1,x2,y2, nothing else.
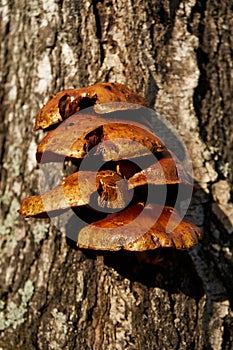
18,170,130,218
77,203,202,251
128,152,192,188
34,82,147,130
36,114,165,163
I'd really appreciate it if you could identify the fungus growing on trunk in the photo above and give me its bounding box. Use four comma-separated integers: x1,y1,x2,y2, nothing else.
19,82,202,254
36,114,165,163
34,82,147,130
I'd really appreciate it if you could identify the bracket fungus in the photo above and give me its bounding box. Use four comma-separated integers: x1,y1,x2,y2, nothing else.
36,115,165,163
34,82,147,130
19,82,202,253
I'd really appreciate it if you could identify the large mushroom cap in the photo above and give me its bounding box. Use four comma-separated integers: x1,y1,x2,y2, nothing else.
36,114,165,163
34,82,147,130
77,203,202,251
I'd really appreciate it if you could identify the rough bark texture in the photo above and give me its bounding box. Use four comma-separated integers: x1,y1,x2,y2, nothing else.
0,0,233,349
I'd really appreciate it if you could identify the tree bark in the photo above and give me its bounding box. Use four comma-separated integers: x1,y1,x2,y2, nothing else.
0,0,232,349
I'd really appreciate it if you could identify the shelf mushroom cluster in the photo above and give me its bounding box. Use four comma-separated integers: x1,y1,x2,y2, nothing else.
19,82,202,251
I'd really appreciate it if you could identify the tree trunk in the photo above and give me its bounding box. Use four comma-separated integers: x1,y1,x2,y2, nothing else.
1,0,232,349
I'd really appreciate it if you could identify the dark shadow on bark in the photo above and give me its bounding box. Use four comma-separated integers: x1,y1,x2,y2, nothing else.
67,237,204,300
200,200,233,308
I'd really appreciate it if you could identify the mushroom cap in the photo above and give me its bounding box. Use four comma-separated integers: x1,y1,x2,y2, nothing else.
128,151,193,188
36,114,165,163
18,170,131,218
36,114,104,162
77,203,202,251
34,82,147,130
19,170,131,217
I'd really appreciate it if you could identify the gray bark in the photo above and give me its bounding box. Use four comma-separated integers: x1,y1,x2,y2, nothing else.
0,0,232,349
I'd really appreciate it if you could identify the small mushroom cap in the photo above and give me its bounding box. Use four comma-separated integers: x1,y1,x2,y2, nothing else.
77,203,202,251
128,151,192,188
18,170,130,218
36,114,165,163
34,82,147,130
